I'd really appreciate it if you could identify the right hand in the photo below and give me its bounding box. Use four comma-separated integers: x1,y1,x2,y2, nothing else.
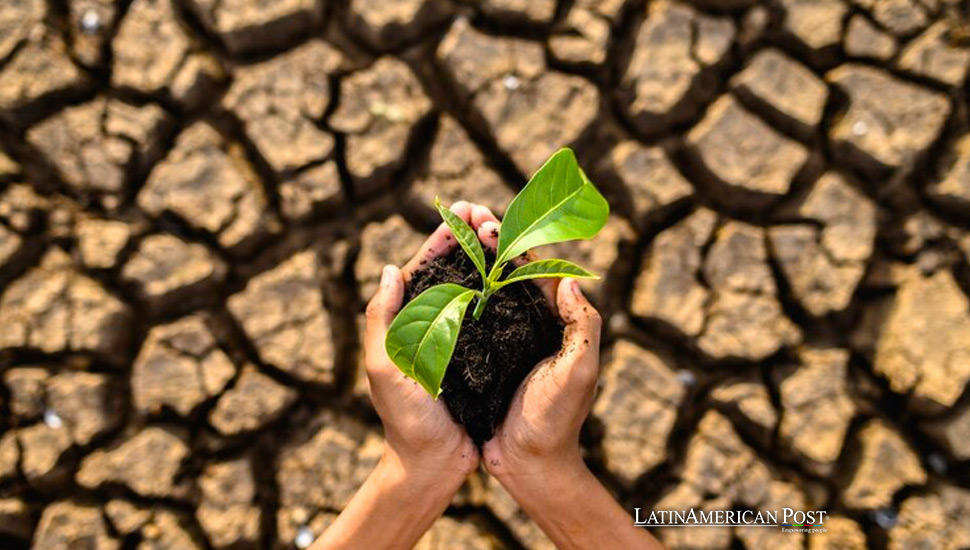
363,202,482,483
471,203,663,550
469,205,603,480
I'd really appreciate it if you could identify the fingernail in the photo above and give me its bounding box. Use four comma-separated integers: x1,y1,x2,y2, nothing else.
380,265,393,287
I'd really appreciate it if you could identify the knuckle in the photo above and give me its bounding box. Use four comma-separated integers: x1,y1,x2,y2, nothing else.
573,361,599,388
363,343,393,371
364,297,385,322
364,360,397,391
363,357,386,378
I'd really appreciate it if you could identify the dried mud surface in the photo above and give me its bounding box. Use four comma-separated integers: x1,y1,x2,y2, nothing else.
1,0,970,549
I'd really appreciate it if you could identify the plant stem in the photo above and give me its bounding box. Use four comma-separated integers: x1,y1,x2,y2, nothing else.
473,261,507,320
486,262,505,287
472,294,488,320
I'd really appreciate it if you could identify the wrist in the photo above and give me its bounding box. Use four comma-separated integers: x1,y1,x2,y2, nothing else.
314,445,468,550
496,454,610,550
491,452,654,550
379,444,471,503
492,445,588,497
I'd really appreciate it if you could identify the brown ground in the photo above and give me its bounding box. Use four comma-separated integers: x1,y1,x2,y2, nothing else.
1,0,970,549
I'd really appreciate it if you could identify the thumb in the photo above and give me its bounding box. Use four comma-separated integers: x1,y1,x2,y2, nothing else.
364,265,404,355
555,278,602,389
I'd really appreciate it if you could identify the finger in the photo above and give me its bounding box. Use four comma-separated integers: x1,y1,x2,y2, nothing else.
364,265,404,366
450,200,474,220
554,278,602,390
478,220,500,251
471,204,500,230
557,278,602,349
400,202,472,280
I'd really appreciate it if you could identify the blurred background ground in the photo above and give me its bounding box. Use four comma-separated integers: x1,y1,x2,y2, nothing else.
1,0,970,548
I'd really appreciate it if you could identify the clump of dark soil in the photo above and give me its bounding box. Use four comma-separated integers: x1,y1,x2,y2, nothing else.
404,247,564,446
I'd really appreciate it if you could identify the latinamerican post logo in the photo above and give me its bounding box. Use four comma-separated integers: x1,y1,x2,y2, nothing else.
634,508,829,534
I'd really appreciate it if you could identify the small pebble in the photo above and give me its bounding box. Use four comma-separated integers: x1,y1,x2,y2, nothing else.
871,508,898,529
503,74,520,91
143,523,161,540
290,508,309,524
368,100,387,117
676,369,696,387
295,526,315,549
927,452,947,474
102,195,120,210
385,105,404,122
916,250,946,276
608,312,627,333
44,409,63,429
80,10,102,34
852,121,868,136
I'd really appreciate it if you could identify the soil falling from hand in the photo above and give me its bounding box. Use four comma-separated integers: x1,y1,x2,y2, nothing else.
404,247,563,446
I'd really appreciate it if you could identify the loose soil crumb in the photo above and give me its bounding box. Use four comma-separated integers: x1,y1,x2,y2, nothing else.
404,247,563,445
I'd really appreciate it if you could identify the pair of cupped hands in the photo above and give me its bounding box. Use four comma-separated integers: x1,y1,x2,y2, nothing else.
318,201,662,550
366,200,601,484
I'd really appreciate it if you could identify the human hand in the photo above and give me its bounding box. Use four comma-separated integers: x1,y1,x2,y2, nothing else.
482,278,601,479
468,205,662,550
363,201,480,483
326,202,658,550
316,204,484,550
469,205,602,480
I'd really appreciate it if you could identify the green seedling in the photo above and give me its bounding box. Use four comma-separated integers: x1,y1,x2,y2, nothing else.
384,148,609,397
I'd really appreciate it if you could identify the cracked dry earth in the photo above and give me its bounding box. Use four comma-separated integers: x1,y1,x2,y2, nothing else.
1,0,970,549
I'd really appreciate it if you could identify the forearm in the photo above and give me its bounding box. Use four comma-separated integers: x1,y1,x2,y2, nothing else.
313,449,464,550
497,453,665,550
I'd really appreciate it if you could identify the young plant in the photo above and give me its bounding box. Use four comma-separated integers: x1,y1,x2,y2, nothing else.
384,148,609,397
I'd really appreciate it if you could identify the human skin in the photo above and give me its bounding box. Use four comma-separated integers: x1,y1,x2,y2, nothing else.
313,202,480,550
475,205,665,550
315,202,664,550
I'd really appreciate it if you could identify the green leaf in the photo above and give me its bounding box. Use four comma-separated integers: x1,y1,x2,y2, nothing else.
495,148,609,269
384,283,476,398
435,197,487,282
497,259,598,288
